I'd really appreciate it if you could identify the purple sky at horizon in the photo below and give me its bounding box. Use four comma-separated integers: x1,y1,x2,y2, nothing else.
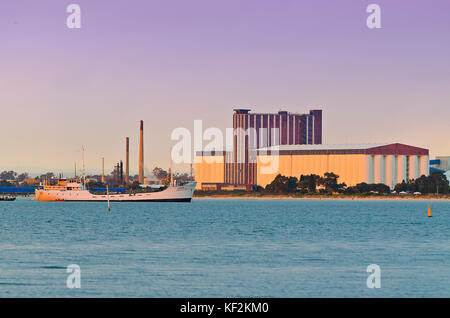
0,0,449,176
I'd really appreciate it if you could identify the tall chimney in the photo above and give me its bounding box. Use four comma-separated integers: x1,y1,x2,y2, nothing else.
139,120,144,184
125,137,129,184
120,160,123,183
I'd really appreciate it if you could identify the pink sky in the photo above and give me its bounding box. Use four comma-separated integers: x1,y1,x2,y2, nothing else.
0,0,449,176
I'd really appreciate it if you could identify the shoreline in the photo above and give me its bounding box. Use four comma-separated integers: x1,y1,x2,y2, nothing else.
193,195,450,201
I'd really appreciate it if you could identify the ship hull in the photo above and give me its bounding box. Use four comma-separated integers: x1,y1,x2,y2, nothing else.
53,198,192,202
35,182,196,202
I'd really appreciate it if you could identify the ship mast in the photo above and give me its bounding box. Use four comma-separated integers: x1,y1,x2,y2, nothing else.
81,145,86,189
169,146,173,186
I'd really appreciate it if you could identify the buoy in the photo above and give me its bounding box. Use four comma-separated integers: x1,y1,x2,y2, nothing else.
428,205,432,218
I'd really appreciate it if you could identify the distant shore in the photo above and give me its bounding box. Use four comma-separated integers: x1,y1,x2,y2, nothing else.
193,194,450,201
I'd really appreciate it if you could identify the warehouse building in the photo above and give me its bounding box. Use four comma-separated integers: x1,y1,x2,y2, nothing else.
195,143,430,190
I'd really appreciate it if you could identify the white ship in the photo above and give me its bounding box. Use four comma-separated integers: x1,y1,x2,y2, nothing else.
35,121,197,202
35,179,196,202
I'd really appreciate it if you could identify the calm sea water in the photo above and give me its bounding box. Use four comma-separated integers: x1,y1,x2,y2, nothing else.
0,198,449,297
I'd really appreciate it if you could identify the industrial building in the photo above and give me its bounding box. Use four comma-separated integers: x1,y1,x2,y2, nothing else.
430,156,450,174
430,156,450,181
225,109,323,186
232,109,322,147
194,109,430,190
256,143,429,189
195,143,429,190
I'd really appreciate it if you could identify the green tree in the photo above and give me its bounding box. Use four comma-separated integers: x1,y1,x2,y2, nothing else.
298,174,321,193
394,180,408,193
319,172,346,193
343,186,358,194
355,182,371,193
428,171,449,194
370,183,391,194
393,171,449,194
0,171,17,181
153,167,168,180
286,176,299,193
265,174,298,193
17,173,29,182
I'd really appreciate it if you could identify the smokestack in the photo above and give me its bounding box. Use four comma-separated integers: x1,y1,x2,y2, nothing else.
101,157,104,183
125,137,129,184
120,160,123,183
139,120,144,184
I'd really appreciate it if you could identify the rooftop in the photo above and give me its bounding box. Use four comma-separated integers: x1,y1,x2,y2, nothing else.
233,109,251,114
196,143,429,156
233,109,322,115
258,143,389,151
257,143,429,156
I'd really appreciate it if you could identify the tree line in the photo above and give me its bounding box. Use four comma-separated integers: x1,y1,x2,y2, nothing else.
393,172,449,194
263,171,449,195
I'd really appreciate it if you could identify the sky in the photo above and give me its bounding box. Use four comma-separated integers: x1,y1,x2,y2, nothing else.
0,0,449,176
